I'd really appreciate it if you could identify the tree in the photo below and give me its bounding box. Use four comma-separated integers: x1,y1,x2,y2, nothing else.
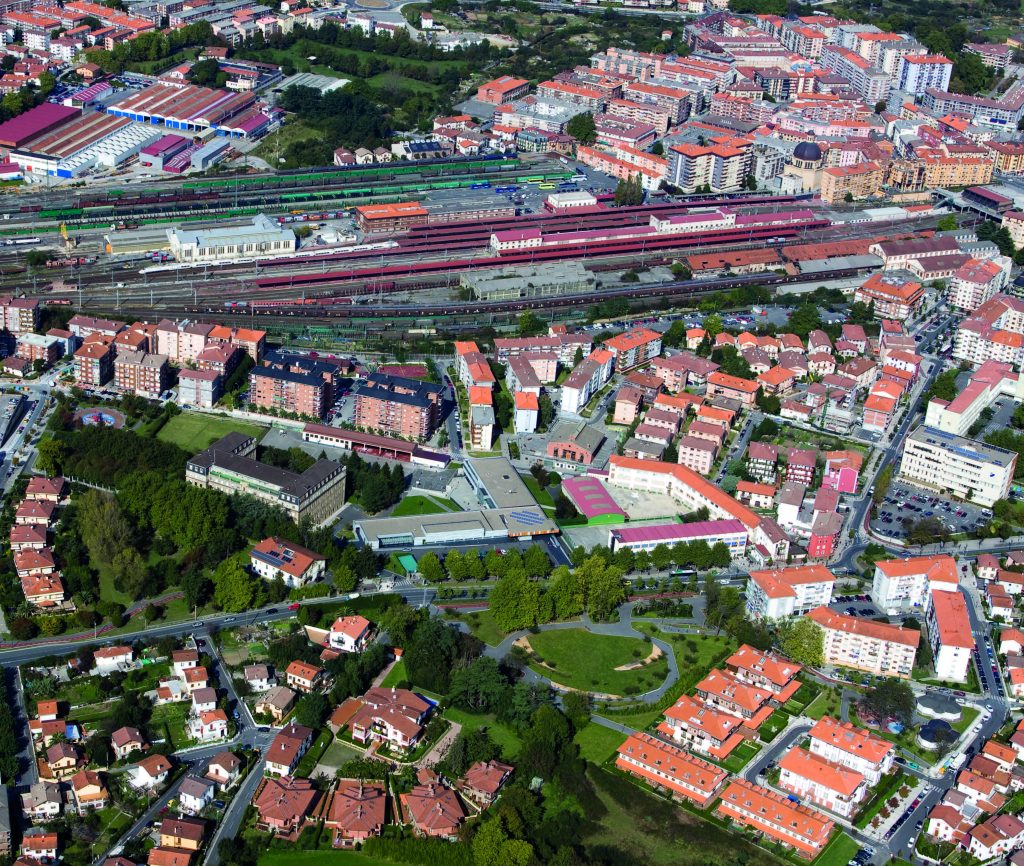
779,618,824,666
561,690,591,730
860,678,915,726
936,214,958,232
212,555,262,612
517,311,545,337
294,692,329,728
189,57,222,86
788,302,822,338
565,111,596,145
547,565,582,621
448,656,507,712
489,571,540,633
614,174,644,206
417,551,446,584
473,817,534,866
523,544,551,579
843,191,854,203
404,617,463,694
537,394,555,432
35,438,68,475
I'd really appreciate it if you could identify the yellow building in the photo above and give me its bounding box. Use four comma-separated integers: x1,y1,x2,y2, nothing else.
820,161,883,204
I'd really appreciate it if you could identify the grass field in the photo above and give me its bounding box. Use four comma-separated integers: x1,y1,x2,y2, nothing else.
527,629,669,696
721,739,761,774
150,701,191,749
443,707,522,759
379,659,407,687
815,832,859,866
318,738,364,770
447,609,507,647
574,722,627,765
804,686,841,720
157,413,267,452
390,495,459,517
521,474,555,508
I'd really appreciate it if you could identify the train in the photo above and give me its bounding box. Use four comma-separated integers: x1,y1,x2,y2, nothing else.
250,218,830,294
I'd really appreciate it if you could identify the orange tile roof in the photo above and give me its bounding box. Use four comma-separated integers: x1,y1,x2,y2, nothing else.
726,644,802,688
514,391,539,410
664,694,742,740
876,555,958,585
616,732,727,803
930,589,973,649
806,606,920,648
808,716,894,764
604,327,661,352
697,668,772,713
707,371,760,393
779,745,864,796
716,779,834,856
758,366,798,387
468,386,493,406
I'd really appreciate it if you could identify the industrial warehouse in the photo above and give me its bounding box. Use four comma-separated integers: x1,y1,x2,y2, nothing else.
0,81,274,177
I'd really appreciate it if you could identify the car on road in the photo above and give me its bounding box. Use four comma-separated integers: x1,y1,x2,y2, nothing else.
288,602,301,611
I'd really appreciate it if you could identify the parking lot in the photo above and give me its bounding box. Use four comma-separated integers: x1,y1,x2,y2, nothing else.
871,478,991,539
830,593,882,619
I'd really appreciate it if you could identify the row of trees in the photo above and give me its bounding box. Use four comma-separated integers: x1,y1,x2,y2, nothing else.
416,544,553,584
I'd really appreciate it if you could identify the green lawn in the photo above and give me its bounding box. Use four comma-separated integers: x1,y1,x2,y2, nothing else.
804,686,842,721
443,707,522,760
721,739,761,774
156,413,267,452
446,609,507,647
574,722,627,765
318,738,364,770
379,659,407,688
953,706,980,734
150,702,191,749
390,495,459,517
758,710,790,742
527,629,670,696
814,832,859,866
295,729,334,777
521,474,555,508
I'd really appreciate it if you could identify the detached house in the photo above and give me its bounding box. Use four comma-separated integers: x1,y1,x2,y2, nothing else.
70,769,108,814
265,723,314,777
129,754,173,791
401,784,466,839
348,687,433,754
328,616,372,653
188,710,228,743
285,660,328,694
111,727,147,761
205,752,242,790
326,782,387,847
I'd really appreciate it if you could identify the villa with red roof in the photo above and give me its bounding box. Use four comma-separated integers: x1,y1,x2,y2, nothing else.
616,732,728,808
808,717,895,785
327,616,372,653
778,746,867,818
660,694,745,760
325,782,386,846
400,784,466,838
695,668,775,727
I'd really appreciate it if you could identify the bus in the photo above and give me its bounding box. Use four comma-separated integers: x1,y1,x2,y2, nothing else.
525,176,544,184
470,182,491,189
538,183,557,190
557,182,576,190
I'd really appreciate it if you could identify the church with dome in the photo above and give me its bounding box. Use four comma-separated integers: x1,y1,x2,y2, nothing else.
781,141,823,193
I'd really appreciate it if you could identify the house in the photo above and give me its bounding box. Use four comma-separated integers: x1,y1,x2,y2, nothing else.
348,687,433,753
21,781,62,821
401,784,466,838
44,743,82,780
250,537,326,588
156,678,188,704
458,760,514,805
70,769,108,814
35,702,59,723
1001,629,1024,655
255,686,296,723
265,723,314,777
242,664,275,693
172,650,199,678
21,831,58,863
29,719,74,748
205,752,242,790
253,776,319,837
111,726,147,761
25,477,66,503
326,782,387,846
716,779,834,859
191,687,218,715
285,660,328,693
327,616,373,653
93,645,132,674
129,754,173,791
147,848,193,866
188,710,228,743
158,816,206,851
178,777,215,816
777,746,866,819
967,813,1024,860
183,667,209,693
15,500,55,527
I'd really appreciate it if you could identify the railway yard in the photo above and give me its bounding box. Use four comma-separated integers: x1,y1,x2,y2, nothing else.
0,153,955,338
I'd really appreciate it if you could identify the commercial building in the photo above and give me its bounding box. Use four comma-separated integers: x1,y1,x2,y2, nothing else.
104,82,262,136
716,779,834,859
871,554,959,614
778,746,867,819
616,733,727,808
168,215,295,263
186,433,346,525
808,717,894,786
926,589,973,682
112,351,169,399
805,606,919,679
746,564,836,620
249,367,329,419
609,519,747,555
899,426,1016,507
460,261,595,301
354,374,442,441
353,457,556,549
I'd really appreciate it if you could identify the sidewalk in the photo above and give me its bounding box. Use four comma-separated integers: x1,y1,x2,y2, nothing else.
861,778,929,843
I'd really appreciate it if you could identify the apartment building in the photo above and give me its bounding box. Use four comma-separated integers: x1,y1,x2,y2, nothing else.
622,81,692,124
561,358,606,415
948,258,1009,312
746,564,836,620
725,644,802,698
113,351,169,399
955,293,1024,367
899,426,1016,507
16,333,62,368
603,327,662,371
155,320,215,364
926,589,973,682
476,75,530,104
871,554,959,614
808,716,895,786
0,296,40,335
667,142,750,194
746,442,779,483
706,371,760,408
73,340,114,386
820,45,890,102
662,694,745,760
716,779,835,859
896,54,953,94
778,746,867,819
249,367,328,419
695,668,775,726
805,606,919,678
178,369,222,409
676,435,717,475
615,732,728,808
820,161,884,204
854,271,925,320
353,374,442,441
